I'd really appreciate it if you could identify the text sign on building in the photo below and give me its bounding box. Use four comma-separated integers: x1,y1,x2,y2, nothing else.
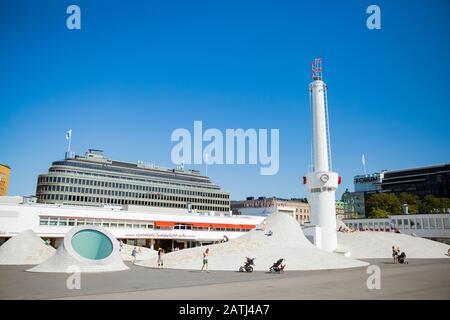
354,173,383,192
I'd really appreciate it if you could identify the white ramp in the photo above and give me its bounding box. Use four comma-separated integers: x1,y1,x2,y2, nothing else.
28,226,128,273
338,231,449,259
137,213,369,271
0,230,55,265
120,243,158,262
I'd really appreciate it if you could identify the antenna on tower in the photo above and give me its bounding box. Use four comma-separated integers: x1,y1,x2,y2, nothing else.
311,58,323,80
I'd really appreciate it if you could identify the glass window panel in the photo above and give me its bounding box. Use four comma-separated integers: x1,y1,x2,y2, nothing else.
416,219,422,229
444,218,450,229
429,218,436,229
403,219,409,229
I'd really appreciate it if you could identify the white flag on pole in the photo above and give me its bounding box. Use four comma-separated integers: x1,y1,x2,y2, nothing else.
66,129,72,140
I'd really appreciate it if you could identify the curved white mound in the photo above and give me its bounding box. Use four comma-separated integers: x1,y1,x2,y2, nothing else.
28,226,129,273
336,219,350,232
338,231,449,259
137,213,369,271
120,243,158,262
0,230,55,265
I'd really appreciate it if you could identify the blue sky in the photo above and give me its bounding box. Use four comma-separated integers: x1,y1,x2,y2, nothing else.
1,0,449,200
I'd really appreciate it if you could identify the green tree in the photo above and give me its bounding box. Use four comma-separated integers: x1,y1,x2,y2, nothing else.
370,208,390,218
420,195,440,214
398,192,420,214
366,193,402,218
440,198,450,212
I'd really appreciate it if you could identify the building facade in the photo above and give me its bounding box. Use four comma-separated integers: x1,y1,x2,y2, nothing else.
0,198,264,250
354,172,384,192
36,150,230,213
335,200,345,220
0,163,10,196
231,197,311,225
343,213,450,242
342,163,450,218
381,164,450,198
341,190,368,219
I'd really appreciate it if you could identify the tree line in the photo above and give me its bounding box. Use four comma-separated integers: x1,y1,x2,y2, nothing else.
366,193,450,218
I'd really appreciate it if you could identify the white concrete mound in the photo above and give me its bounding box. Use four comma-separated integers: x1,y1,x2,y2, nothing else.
28,226,129,273
0,230,55,265
338,231,449,259
336,219,350,232
137,213,369,271
120,243,158,262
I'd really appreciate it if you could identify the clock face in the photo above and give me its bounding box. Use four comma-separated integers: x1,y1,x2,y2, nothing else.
320,174,329,183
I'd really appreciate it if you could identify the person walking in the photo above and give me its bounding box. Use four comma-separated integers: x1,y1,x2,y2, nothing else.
157,248,164,269
392,246,398,264
201,248,209,273
131,247,137,263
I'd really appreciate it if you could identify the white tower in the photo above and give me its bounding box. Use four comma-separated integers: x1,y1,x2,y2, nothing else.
304,58,340,252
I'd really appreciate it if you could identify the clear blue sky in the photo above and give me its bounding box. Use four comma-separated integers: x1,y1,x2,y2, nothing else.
1,0,449,200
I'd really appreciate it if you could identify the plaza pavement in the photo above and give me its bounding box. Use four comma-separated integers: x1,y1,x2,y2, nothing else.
0,259,449,300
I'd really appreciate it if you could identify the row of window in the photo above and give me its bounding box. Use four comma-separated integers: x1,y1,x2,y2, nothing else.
37,185,229,206
39,216,154,229
38,175,229,199
346,217,450,230
37,193,230,211
52,160,212,186
391,217,450,230
38,216,251,232
49,165,218,190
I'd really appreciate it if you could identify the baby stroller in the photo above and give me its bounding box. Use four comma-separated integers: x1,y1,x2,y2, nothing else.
239,257,255,272
269,258,286,273
398,252,408,264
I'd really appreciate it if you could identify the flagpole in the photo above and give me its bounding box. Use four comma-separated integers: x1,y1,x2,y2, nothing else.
362,154,367,175
66,129,72,159
67,134,72,153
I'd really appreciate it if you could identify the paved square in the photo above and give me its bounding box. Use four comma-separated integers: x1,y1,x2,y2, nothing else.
0,259,449,299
